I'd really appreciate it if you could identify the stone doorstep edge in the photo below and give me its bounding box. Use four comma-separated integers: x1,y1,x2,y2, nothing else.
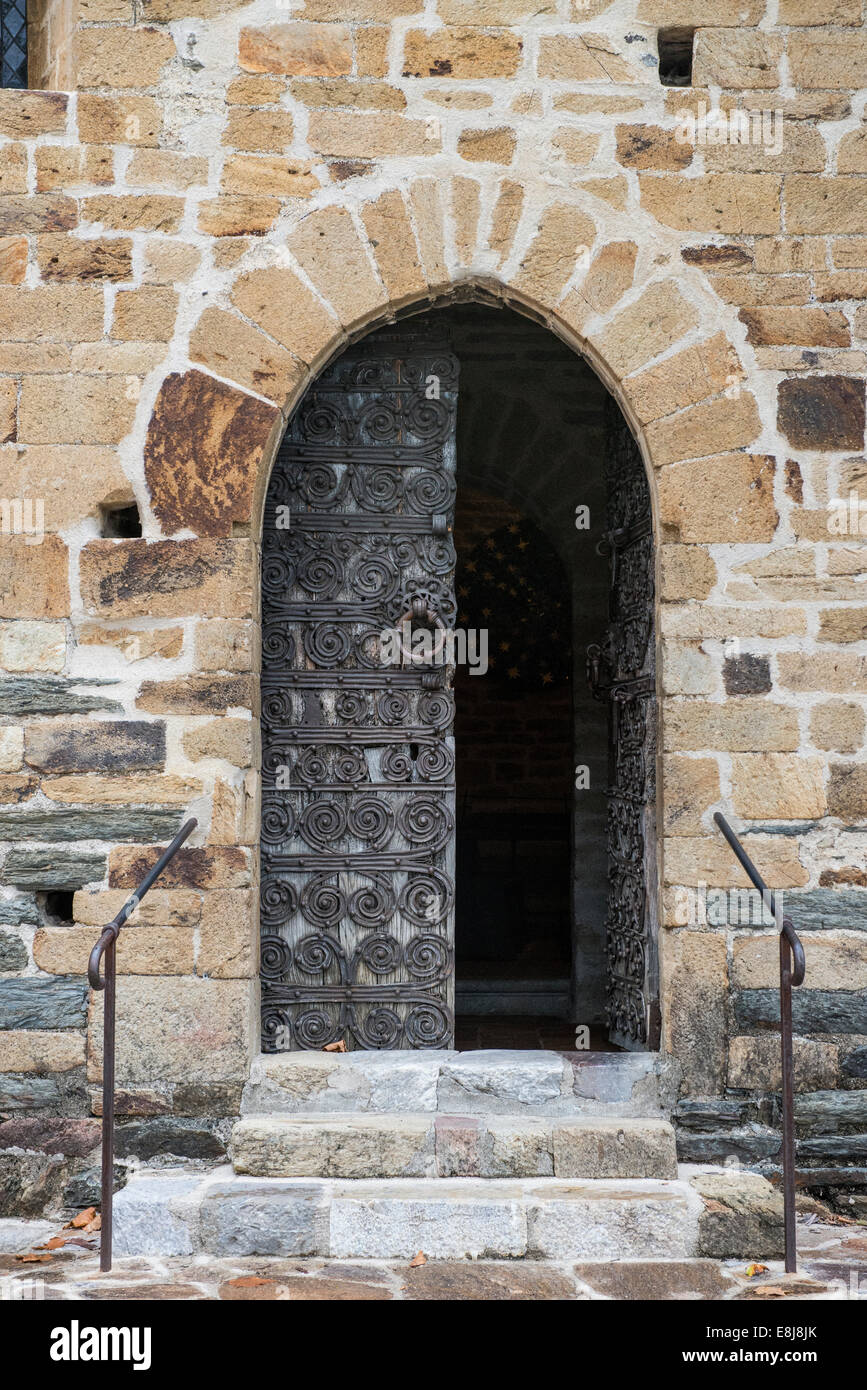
111,1167,705,1261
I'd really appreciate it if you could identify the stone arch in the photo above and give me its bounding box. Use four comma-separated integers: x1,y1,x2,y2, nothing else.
143,177,767,558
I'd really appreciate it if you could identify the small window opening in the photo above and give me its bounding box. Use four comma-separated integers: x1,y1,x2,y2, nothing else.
657,27,694,87
101,502,142,537
40,890,75,924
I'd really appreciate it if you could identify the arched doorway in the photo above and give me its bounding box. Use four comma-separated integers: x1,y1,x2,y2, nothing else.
259,302,657,1053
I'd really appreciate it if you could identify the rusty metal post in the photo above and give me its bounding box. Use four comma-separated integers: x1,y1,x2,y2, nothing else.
99,931,117,1273
779,928,797,1274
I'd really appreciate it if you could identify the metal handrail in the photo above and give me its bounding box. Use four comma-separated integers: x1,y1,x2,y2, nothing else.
714,812,806,1273
88,817,197,1272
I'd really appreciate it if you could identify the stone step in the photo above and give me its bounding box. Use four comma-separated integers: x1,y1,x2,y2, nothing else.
242,1049,665,1117
112,1168,704,1261
231,1114,678,1180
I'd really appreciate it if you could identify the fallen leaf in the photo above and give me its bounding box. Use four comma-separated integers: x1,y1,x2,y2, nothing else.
408,1251,427,1267
35,1236,66,1250
84,1215,101,1233
64,1238,97,1250
745,1263,769,1278
16,1253,52,1264
67,1206,97,1230
322,1040,347,1052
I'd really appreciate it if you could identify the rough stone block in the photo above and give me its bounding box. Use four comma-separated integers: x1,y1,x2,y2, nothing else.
552,1120,678,1180
692,1170,784,1259
329,1180,527,1259
113,1172,206,1256
527,1182,699,1260
232,1114,435,1178
0,977,88,1030
200,1177,328,1255
438,1051,568,1113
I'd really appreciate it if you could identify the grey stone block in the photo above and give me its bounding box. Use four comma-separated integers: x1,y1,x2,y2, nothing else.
527,1181,700,1260
0,678,122,716
795,1089,867,1134
328,1180,528,1259
0,807,184,843
0,931,27,971
1,851,106,890
734,989,867,1033
438,1051,568,1113
0,1218,59,1253
0,898,39,926
691,1170,785,1261
200,1178,328,1256
0,1148,68,1218
24,721,165,774
231,1115,435,1179
552,1119,678,1180
0,1075,64,1110
112,1172,207,1257
783,889,867,932
242,1051,445,1115
482,1116,553,1177
0,977,88,1029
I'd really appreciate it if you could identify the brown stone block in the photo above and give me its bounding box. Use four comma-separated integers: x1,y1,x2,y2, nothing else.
36,234,132,283
112,287,178,341
82,196,184,234
0,285,104,341
645,392,762,467
637,0,762,18
288,206,386,326
639,174,780,234
728,1035,838,1094
44,773,198,804
197,197,280,238
664,704,799,754
0,536,68,619
79,539,253,619
0,235,26,285
35,924,195,976
779,0,859,18
549,129,599,166
108,845,251,891
731,753,826,820
664,834,806,887
136,675,253,715
0,195,76,236
145,370,280,538
511,202,596,305
0,144,27,196
182,718,254,767
659,453,776,543
74,888,201,928
452,176,480,265
789,32,867,89
220,155,318,197
289,79,405,111
125,150,209,191
34,145,114,192
615,125,692,171
308,112,437,158
537,33,634,82
487,179,523,268
222,108,295,152
194,619,254,672
404,27,522,79
77,95,162,147
239,22,352,75
360,189,426,307
197,889,256,979
139,0,239,15
627,334,743,425
693,29,782,88
456,127,516,164
231,267,340,366
787,177,867,235
740,307,850,348
659,546,717,602
303,0,417,12
0,379,13,443
778,652,867,693
189,307,304,404
662,755,721,836
87,976,256,1084
818,608,867,644
0,1030,83,1073
702,123,825,176
828,764,867,820
0,90,68,138
18,377,137,444
810,700,864,754
77,27,175,88
778,376,865,451
733,934,867,991
663,931,727,1095
595,281,697,378
711,273,810,308
0,445,131,530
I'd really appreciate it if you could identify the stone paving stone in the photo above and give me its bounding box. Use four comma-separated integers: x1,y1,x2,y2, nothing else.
220,1273,393,1300
573,1258,740,1300
402,1260,581,1300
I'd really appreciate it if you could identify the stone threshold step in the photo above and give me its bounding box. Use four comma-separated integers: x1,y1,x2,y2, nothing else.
232,1114,677,1180
243,1048,665,1117
113,1169,704,1262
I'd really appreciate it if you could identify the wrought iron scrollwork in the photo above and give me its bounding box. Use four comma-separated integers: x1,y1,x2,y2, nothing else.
260,328,459,1050
588,402,658,1050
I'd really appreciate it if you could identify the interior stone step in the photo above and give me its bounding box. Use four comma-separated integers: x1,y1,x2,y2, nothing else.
242,1049,664,1117
231,1114,678,1181
112,1168,703,1261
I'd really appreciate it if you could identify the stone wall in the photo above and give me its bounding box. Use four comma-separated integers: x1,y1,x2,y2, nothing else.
1,0,867,1209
